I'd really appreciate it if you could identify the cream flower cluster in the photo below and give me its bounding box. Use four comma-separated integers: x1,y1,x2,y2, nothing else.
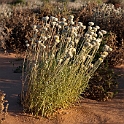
93,3,123,19
25,15,112,78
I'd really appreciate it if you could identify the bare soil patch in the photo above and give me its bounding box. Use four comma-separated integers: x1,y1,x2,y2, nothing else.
0,52,124,124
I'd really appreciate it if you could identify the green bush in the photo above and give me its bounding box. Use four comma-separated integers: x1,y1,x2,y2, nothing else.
21,15,112,117
82,63,118,101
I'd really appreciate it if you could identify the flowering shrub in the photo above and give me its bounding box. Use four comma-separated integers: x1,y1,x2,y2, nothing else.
77,2,124,66
21,15,112,117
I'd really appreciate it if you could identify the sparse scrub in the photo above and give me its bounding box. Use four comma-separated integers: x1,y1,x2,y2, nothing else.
2,7,38,52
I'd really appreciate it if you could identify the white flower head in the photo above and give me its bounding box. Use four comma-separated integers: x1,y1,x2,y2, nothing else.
88,26,92,31
32,25,37,30
82,56,86,62
54,35,59,40
93,33,98,37
85,33,90,38
47,35,51,39
89,31,94,36
93,27,98,32
101,51,108,58
78,22,83,27
73,32,77,37
37,40,41,44
108,47,112,52
62,18,66,22
40,43,46,49
89,64,93,68
54,17,58,22
66,37,71,42
54,35,60,43
88,35,93,41
43,27,48,31
88,22,94,26
101,30,107,34
83,26,86,30
58,25,62,29
51,21,56,27
59,59,63,64
26,43,30,47
25,40,28,43
75,39,79,44
64,22,68,26
99,58,103,63
50,16,55,21
96,26,100,30
70,21,75,25
96,38,102,42
69,47,76,57
92,37,96,41
42,16,49,22
35,29,38,33
69,15,74,20
42,36,47,41
103,45,112,52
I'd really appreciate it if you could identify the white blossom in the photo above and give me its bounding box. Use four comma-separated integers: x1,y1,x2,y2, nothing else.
101,30,107,34
66,37,71,42
37,40,41,44
25,40,28,43
98,31,103,37
26,44,30,47
78,22,83,27
88,26,92,31
96,26,100,30
62,18,66,22
88,22,94,26
69,15,74,20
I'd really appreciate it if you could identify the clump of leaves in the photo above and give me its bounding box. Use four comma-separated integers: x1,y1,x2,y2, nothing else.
104,32,124,66
82,63,119,101
3,7,38,52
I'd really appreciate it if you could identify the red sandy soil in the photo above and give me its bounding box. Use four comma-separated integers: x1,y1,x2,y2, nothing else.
0,52,124,124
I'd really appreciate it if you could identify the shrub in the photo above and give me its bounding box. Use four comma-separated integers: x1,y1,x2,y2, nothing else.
82,63,118,101
76,2,124,66
2,7,38,52
0,90,9,122
21,15,112,117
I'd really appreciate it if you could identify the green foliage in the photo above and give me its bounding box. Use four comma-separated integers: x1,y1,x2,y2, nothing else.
83,63,119,101
21,15,111,117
